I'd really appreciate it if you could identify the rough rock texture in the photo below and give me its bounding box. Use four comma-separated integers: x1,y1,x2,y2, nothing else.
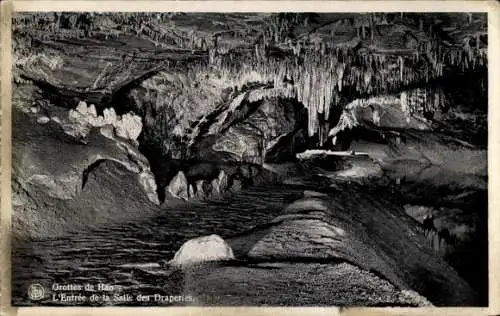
99,124,115,139
192,97,306,164
114,112,142,141
67,101,143,141
181,262,432,306
138,170,160,205
318,155,384,182
332,127,487,193
12,97,160,237
382,133,485,189
13,158,159,239
328,88,442,139
318,70,488,192
169,234,235,267
404,204,477,241
403,204,479,258
210,170,229,196
166,171,189,201
225,190,477,306
163,163,280,202
194,180,208,199
14,110,137,199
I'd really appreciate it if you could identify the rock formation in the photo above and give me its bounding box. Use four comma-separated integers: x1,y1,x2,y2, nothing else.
181,261,433,306
10,12,488,307
166,169,226,201
165,171,189,201
12,90,160,237
173,190,476,306
12,13,487,159
67,101,143,142
169,234,235,267
403,204,478,258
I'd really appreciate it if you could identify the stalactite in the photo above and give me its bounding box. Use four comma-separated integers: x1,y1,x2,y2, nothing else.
102,16,476,145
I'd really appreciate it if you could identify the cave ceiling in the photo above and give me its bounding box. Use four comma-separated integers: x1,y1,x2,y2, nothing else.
13,12,488,137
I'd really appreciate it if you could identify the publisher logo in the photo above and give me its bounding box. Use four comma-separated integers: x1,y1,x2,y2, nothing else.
27,284,45,300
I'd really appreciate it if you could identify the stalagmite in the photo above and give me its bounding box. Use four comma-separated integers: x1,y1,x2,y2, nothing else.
399,56,404,82
400,91,409,121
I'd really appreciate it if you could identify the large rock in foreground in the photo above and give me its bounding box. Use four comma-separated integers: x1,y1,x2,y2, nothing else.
181,262,433,306
169,234,235,267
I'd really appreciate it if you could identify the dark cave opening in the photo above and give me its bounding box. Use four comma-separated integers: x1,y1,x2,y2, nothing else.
133,95,314,203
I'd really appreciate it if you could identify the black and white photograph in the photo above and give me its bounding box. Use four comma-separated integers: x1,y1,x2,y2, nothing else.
9,11,489,307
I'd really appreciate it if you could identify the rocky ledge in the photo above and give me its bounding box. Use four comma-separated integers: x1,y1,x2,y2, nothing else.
165,190,477,306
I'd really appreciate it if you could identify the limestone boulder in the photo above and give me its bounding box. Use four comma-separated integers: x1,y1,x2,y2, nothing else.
169,234,235,267
194,180,208,199
87,104,98,117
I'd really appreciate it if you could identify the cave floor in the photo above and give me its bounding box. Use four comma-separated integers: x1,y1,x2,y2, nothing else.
11,179,488,307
